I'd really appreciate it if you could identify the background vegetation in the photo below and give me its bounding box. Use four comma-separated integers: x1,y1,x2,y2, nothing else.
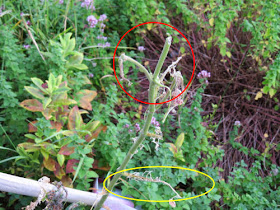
0,0,279,209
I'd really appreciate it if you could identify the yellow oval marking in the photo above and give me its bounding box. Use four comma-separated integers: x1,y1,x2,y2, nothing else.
103,166,215,202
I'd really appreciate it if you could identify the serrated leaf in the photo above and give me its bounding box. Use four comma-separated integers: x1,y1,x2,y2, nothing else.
87,171,98,178
24,86,45,99
175,133,184,149
209,18,214,26
20,99,43,112
57,154,65,166
43,157,56,171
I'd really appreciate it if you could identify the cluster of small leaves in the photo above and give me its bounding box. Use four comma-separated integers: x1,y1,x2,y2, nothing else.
219,160,280,209
16,73,102,189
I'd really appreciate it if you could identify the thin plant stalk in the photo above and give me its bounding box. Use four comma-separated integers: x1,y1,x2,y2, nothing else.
93,36,172,210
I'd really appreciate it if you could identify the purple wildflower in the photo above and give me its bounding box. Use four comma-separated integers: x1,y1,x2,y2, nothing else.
138,46,145,52
135,123,140,132
197,70,211,79
81,0,95,10
23,44,31,49
26,20,31,26
88,73,94,78
92,62,97,67
59,0,64,4
97,35,107,41
128,129,133,133
234,121,241,126
20,12,24,17
104,42,110,47
100,23,106,29
151,117,160,127
87,15,98,28
124,124,130,128
99,14,107,22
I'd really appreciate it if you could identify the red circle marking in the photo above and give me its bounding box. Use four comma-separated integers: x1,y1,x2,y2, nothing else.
113,22,195,105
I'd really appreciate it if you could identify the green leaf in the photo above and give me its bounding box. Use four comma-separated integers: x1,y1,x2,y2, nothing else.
43,97,52,109
47,73,56,92
87,171,98,178
175,133,184,149
40,148,49,160
53,86,71,95
269,88,276,98
24,86,44,99
31,77,48,94
57,154,65,166
24,134,37,139
43,157,56,171
0,156,26,164
67,63,88,70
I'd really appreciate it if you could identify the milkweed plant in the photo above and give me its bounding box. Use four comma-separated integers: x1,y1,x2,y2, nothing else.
94,35,192,209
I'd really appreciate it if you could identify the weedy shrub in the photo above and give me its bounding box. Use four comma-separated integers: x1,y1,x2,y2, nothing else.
12,72,103,189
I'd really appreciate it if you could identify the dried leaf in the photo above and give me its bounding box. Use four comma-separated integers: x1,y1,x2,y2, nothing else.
61,175,73,188
255,91,263,100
